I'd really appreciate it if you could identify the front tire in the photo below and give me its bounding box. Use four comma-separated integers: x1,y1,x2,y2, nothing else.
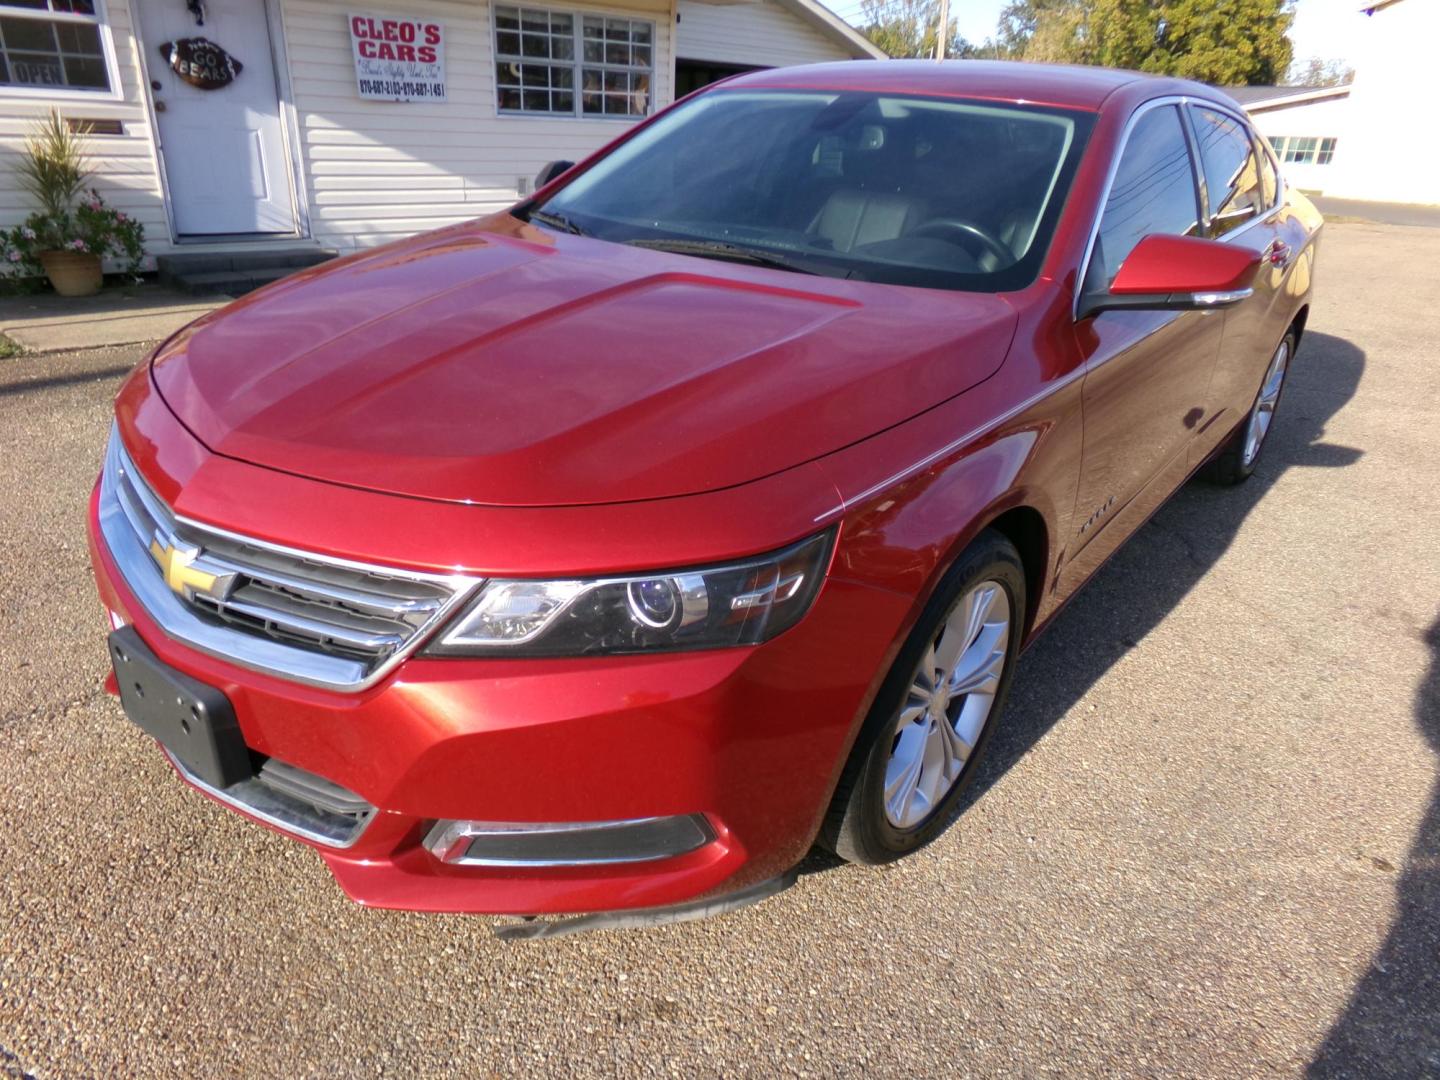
822,530,1026,865
1205,328,1295,486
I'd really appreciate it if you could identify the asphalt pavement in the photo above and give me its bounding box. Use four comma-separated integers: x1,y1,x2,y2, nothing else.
1,222,1437,1077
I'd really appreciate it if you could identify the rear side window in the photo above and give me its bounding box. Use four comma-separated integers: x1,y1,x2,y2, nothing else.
1256,135,1279,207
1190,106,1264,236
1090,104,1201,287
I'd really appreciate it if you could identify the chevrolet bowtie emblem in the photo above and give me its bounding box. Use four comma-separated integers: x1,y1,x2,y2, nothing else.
149,534,232,602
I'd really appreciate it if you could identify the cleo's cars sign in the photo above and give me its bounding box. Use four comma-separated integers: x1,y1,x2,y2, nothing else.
349,13,445,102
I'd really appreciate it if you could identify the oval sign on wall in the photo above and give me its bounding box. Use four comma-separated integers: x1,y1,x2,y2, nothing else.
159,37,243,90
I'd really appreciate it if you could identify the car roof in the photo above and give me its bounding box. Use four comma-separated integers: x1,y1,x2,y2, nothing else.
723,59,1214,113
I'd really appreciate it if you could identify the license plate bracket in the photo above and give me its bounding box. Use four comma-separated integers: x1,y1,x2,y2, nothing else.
108,626,251,789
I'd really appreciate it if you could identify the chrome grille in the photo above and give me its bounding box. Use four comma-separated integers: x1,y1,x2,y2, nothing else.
97,428,480,690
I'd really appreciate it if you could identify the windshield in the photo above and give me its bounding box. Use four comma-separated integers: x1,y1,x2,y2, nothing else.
529,88,1094,292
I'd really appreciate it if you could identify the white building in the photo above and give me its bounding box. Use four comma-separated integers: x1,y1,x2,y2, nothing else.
0,0,880,274
1226,0,1438,205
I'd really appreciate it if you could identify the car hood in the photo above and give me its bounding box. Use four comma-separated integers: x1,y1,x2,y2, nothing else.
151,214,1018,507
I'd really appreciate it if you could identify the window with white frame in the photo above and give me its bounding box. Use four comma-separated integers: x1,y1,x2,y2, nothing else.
0,0,112,93
494,4,653,118
1271,136,1338,166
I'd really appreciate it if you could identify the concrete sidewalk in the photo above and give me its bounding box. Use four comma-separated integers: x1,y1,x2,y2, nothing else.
0,281,228,354
1312,196,1440,228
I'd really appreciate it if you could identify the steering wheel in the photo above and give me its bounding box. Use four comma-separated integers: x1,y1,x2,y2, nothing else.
908,218,1013,266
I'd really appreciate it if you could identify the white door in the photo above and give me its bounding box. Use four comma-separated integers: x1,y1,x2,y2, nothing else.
138,0,296,235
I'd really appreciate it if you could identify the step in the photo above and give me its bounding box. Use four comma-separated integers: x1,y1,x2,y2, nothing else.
169,267,299,297
156,246,337,281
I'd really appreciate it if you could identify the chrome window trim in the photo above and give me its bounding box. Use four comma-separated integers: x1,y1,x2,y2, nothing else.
99,429,483,691
1072,94,1281,321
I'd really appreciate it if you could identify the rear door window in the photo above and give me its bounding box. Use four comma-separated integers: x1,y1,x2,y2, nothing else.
1255,134,1279,207
1090,104,1202,287
1190,106,1264,236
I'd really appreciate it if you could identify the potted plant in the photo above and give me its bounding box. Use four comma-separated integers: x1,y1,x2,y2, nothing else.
2,111,144,297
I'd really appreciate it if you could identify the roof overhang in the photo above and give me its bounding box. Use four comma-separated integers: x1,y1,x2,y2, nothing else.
1234,84,1351,113
772,0,888,59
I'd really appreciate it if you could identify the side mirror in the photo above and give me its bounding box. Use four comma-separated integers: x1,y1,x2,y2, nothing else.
534,159,575,189
1079,234,1262,320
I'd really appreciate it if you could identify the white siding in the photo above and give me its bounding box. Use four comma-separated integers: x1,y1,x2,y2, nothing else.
1323,0,1440,204
0,0,169,264
279,0,674,252
676,0,851,67
1249,95,1349,195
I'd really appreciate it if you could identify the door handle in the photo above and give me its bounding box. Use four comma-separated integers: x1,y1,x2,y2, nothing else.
1266,239,1292,268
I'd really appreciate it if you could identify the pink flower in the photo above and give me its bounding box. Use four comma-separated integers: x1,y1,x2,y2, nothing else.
21,227,36,240
6,250,21,263
68,239,87,251
87,198,103,211
114,212,126,222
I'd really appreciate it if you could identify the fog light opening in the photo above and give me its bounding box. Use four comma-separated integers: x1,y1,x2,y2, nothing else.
423,814,715,867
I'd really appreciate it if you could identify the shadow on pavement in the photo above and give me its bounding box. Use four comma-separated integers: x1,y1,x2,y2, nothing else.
798,329,1368,875
961,329,1365,813
1308,616,1440,1078
0,363,134,398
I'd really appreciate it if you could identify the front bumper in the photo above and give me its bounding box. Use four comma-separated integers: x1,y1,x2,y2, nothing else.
87,476,910,915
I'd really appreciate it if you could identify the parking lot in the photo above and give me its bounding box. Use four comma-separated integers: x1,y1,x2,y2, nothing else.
1,221,1436,1077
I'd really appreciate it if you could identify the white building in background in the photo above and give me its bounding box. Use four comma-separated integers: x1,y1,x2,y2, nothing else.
0,0,879,269
1225,0,1438,205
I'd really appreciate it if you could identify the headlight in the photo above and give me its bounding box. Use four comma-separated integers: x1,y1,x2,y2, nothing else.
426,530,834,657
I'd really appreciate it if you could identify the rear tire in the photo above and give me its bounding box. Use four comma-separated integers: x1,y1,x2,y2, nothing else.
821,530,1025,865
1204,328,1296,486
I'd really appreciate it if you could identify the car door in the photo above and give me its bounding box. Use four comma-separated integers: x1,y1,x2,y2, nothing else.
1062,101,1223,584
1184,103,1305,465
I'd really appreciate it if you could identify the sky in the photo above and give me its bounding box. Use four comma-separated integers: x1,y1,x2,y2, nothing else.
821,0,1369,70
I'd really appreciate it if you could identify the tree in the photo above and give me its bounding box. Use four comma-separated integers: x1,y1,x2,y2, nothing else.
994,0,1295,86
859,0,973,58
1290,55,1354,87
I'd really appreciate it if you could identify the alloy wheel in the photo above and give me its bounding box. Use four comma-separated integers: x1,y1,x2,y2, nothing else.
882,580,1011,830
1242,338,1291,468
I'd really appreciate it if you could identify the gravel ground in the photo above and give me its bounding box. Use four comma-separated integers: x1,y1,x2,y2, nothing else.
1,223,1437,1078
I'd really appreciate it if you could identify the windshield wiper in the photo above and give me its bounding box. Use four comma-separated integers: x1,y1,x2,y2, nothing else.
528,208,587,236
624,238,823,276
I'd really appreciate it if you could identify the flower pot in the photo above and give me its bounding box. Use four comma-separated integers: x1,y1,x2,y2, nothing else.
38,250,103,297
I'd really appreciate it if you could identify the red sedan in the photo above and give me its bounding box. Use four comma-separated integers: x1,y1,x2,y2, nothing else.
88,61,1320,932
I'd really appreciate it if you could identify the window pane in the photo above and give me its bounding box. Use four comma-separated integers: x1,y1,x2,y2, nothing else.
61,51,104,86
1092,105,1199,287
5,50,64,85
0,0,50,9
53,20,100,53
1,12,109,90
496,7,650,119
1191,106,1261,236
2,15,56,50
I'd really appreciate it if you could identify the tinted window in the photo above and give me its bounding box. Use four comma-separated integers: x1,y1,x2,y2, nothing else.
1191,106,1263,235
534,89,1094,293
1090,104,1200,287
